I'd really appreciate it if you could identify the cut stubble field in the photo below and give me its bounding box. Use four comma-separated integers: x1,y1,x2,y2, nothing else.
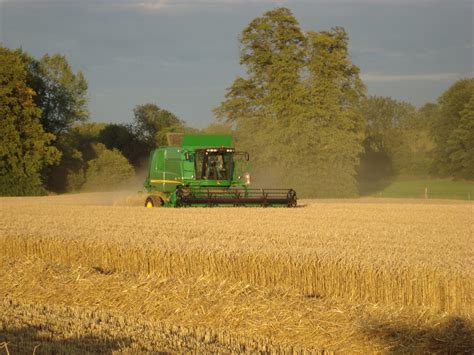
0,192,472,353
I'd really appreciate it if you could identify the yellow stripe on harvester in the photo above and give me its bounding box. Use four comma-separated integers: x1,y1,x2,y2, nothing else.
150,179,181,184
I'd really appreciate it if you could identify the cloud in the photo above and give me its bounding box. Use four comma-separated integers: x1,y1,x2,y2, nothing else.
121,0,283,12
122,0,450,12
0,0,451,10
0,0,283,13
351,46,406,59
361,72,472,82
0,0,282,5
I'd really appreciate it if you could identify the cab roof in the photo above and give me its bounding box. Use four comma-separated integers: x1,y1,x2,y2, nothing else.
181,134,232,148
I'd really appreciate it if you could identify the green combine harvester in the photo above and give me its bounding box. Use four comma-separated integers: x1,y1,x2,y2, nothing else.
143,134,297,207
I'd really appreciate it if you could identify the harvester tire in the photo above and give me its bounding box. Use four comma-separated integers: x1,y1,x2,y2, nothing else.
145,196,163,208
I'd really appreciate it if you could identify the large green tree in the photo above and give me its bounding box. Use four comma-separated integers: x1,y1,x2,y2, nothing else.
133,103,184,149
301,27,365,196
214,8,365,196
0,47,60,195
47,122,106,192
24,53,89,136
358,96,433,189
82,143,135,191
46,122,144,193
431,78,474,178
99,123,147,166
17,51,90,192
450,96,474,178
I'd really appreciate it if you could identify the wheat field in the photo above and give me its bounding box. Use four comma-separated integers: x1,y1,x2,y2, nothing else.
0,192,472,353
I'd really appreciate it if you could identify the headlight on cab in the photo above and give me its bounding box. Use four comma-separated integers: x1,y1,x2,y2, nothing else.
244,173,251,185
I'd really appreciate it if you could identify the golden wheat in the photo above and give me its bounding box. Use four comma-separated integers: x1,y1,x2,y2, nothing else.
1,257,472,353
0,193,472,352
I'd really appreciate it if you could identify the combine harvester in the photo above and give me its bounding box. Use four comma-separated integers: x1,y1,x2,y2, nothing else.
143,134,297,207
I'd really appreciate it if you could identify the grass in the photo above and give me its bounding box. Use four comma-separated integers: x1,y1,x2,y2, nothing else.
371,179,474,200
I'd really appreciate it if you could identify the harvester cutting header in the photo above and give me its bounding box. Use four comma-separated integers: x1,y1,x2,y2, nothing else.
144,134,297,207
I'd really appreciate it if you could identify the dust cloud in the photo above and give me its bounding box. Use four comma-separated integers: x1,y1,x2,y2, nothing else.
40,167,150,207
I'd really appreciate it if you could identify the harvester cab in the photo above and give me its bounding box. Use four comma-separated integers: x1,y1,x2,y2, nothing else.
143,134,297,208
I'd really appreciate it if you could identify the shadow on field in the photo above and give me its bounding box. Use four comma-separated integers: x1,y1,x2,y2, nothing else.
362,316,474,353
0,325,150,355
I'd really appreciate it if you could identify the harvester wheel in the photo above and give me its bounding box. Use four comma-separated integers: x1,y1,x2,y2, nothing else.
287,189,297,208
145,196,163,208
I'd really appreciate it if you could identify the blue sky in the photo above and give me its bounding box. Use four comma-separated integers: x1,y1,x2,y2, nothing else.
0,0,472,128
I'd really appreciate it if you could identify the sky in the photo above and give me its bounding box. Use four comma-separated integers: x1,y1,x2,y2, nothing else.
0,0,472,128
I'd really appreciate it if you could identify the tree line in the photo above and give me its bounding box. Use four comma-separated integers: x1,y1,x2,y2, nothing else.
214,7,473,196
0,46,188,194
1,7,473,197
